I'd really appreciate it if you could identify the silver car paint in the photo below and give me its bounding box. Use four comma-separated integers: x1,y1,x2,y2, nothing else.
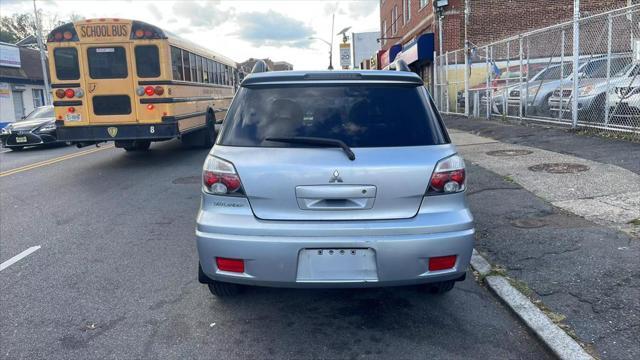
196,71,474,288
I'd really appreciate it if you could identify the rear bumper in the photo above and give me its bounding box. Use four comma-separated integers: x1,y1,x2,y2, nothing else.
196,194,474,288
55,122,181,142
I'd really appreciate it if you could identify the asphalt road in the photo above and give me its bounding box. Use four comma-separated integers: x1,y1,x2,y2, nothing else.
0,140,551,359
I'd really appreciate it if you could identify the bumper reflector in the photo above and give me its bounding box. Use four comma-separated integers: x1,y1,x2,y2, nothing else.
216,257,244,273
428,255,457,271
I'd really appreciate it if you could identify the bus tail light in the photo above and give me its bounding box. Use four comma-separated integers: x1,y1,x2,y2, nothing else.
136,86,145,96
130,21,166,40
144,86,155,96
67,107,75,113
75,88,84,98
55,89,66,99
154,86,164,95
146,104,154,111
64,89,75,98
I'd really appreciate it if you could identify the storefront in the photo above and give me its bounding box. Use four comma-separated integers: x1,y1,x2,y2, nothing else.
394,33,435,87
377,44,402,70
0,43,49,128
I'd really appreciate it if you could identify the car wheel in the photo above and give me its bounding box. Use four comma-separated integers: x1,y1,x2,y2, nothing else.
202,111,216,148
207,281,242,297
428,280,456,294
124,141,151,151
10,146,24,151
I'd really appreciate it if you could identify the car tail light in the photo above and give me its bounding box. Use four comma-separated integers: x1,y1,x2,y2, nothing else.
429,255,457,271
144,86,154,96
427,154,466,194
55,89,66,99
154,86,164,95
64,88,75,98
203,156,245,196
216,258,244,273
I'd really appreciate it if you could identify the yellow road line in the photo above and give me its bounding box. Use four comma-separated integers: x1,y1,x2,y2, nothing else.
0,145,115,178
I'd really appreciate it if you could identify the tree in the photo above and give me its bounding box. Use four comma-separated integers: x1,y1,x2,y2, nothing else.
0,10,70,44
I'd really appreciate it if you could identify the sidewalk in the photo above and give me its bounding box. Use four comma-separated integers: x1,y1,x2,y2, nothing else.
443,115,640,359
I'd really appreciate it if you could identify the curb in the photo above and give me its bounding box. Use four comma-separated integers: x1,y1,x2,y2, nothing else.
470,250,594,360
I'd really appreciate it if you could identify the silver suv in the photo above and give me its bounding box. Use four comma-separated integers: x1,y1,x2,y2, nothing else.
196,68,474,296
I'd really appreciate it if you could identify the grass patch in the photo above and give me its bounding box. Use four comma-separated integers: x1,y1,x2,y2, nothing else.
627,218,640,226
507,277,534,297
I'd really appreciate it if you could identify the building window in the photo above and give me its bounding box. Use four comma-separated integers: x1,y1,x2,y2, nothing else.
404,0,411,24
420,0,429,8
392,6,398,34
382,20,387,45
32,89,44,108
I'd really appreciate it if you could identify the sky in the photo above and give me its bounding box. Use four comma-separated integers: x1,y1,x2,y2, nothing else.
1,0,381,70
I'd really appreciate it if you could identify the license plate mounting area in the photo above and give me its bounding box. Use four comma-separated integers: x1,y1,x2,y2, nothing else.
296,248,378,282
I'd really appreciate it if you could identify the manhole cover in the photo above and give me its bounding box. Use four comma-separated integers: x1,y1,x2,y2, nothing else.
172,176,201,184
486,149,533,157
511,218,549,229
528,163,589,174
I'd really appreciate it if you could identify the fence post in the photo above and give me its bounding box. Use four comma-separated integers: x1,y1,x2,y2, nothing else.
464,48,470,117
433,51,439,109
604,13,612,125
485,45,490,119
445,52,450,113
572,0,580,129
519,35,524,120
525,37,530,117
559,29,566,121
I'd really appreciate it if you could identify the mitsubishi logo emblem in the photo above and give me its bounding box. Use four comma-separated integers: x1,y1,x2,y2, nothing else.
329,170,343,183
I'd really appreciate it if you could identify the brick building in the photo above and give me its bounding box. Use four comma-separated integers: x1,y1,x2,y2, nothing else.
378,0,632,86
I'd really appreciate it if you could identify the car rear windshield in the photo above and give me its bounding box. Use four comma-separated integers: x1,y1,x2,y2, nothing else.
218,84,447,147
53,48,80,80
87,46,128,79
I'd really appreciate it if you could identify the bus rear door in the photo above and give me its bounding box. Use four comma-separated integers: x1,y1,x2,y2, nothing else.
81,44,137,124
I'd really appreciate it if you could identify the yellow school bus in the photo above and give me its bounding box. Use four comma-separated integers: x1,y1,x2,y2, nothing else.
47,19,238,151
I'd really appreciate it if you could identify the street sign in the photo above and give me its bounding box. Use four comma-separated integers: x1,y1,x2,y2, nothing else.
340,43,351,68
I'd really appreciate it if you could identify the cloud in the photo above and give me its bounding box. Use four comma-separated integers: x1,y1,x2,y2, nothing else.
347,1,379,19
234,10,315,48
171,1,232,28
148,4,163,21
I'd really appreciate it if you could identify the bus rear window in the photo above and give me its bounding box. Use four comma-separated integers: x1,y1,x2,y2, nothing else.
87,47,127,79
135,45,160,78
54,48,80,80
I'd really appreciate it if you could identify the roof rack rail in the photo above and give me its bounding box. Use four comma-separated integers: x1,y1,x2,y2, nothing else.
251,60,269,73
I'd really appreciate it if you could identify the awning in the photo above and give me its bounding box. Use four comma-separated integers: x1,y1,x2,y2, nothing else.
395,33,435,66
378,44,402,69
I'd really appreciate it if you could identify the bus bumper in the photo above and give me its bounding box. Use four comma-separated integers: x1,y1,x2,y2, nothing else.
55,122,180,142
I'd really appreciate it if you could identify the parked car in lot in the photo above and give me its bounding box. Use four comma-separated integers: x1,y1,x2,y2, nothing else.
196,66,474,297
0,105,63,151
608,76,640,127
548,56,634,121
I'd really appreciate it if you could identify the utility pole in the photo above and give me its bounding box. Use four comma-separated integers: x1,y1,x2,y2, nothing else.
329,14,334,70
33,0,51,105
571,0,580,128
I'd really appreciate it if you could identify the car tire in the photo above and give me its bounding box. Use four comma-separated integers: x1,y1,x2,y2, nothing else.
10,146,24,151
207,281,242,297
202,111,216,148
428,280,456,294
123,141,151,151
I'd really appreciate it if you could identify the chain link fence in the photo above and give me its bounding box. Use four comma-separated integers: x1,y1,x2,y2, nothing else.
434,4,640,140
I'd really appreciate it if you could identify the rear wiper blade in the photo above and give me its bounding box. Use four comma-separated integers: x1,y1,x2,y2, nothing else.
265,136,356,161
